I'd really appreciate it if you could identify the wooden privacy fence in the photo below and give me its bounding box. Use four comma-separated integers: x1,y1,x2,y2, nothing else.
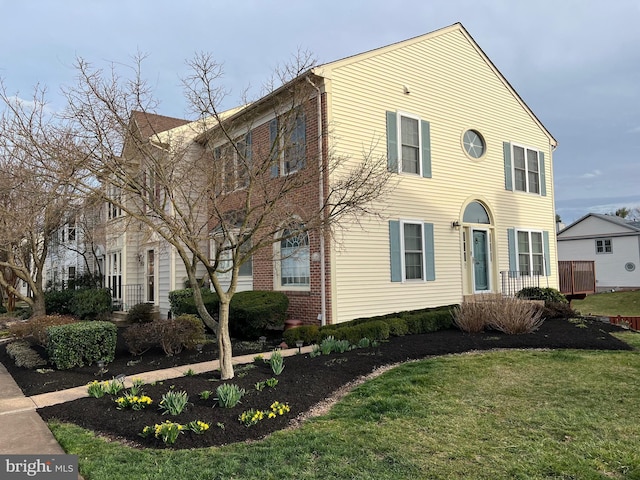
558,261,596,296
609,315,640,331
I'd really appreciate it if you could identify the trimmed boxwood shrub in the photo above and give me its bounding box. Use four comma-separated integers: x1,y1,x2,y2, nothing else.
283,324,320,346
386,317,409,336
70,288,113,320
517,287,567,304
169,289,288,338
403,309,454,334
46,321,117,370
126,303,156,323
169,288,219,317
229,291,289,338
45,289,75,315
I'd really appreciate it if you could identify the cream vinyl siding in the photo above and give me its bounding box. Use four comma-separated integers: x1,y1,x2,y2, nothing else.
322,26,557,323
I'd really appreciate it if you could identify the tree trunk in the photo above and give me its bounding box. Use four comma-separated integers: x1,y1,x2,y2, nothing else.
191,284,219,332
31,291,46,317
217,299,234,380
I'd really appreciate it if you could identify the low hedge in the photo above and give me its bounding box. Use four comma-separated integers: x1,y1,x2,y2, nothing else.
46,321,117,370
229,291,289,338
169,288,219,317
516,287,568,304
284,305,456,345
169,288,289,339
45,288,113,319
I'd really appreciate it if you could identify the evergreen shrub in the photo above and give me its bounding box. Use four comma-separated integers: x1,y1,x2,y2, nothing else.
46,321,117,370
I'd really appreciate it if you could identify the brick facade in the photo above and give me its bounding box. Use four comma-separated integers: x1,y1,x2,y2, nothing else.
207,90,333,325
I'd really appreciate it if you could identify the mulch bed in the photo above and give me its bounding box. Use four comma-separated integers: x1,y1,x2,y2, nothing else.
1,318,633,450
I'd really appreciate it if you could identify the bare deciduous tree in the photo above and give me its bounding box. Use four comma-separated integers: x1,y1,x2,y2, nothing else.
36,52,391,379
0,84,77,315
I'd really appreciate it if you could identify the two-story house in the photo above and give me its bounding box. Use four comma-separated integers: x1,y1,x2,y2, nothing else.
192,22,559,325
109,23,558,324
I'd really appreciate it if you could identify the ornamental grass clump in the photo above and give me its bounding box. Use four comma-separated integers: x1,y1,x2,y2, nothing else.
159,390,189,415
454,296,545,334
215,383,245,408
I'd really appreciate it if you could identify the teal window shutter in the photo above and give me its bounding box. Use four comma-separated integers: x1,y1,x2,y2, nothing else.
507,228,517,277
386,111,398,172
424,222,435,281
503,142,513,191
269,119,279,178
421,120,432,178
543,230,551,276
539,151,546,196
389,220,401,282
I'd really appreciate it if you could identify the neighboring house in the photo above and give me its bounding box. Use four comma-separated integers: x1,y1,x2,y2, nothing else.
192,22,559,324
44,198,106,290
557,213,640,292
105,112,193,314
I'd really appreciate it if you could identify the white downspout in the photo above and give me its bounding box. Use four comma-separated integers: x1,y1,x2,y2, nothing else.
306,75,327,326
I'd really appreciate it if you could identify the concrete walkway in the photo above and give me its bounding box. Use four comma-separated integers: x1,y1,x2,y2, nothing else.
0,345,313,472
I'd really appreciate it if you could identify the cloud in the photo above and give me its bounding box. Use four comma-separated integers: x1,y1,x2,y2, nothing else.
579,170,602,179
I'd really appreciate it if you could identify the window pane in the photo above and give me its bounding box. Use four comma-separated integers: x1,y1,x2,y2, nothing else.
531,232,543,254
532,255,544,275
518,254,531,275
527,150,539,172
401,146,419,173
528,171,540,193
513,146,525,169
403,223,422,250
517,231,530,253
405,252,423,279
401,117,419,147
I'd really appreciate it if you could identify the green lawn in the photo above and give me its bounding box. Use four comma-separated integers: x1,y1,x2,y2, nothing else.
572,289,640,317
51,344,640,479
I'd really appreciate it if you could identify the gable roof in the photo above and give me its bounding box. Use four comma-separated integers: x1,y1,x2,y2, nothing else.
130,111,190,139
313,22,556,147
558,212,640,237
196,22,556,147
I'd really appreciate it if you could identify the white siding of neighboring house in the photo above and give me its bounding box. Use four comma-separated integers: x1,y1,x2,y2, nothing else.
319,24,558,323
558,215,640,291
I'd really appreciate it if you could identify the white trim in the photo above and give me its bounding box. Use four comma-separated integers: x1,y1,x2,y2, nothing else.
396,111,423,176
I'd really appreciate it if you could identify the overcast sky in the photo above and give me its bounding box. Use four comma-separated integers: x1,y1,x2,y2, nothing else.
1,0,638,224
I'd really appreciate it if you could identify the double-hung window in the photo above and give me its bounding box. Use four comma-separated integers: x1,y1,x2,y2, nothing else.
270,111,306,177
596,238,612,254
504,143,545,195
386,111,431,178
403,222,424,280
389,220,436,282
517,230,545,276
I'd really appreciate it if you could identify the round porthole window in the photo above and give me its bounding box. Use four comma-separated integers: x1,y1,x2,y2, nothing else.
463,130,486,159
625,262,636,272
